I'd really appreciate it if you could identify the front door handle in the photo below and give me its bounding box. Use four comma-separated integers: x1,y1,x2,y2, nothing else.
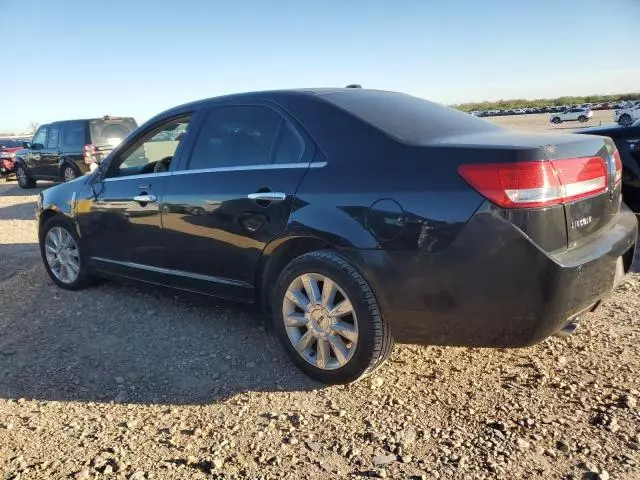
247,192,286,202
133,194,157,204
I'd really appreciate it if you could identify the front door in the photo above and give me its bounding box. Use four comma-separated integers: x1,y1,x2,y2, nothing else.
25,126,48,177
161,104,314,301
76,115,194,280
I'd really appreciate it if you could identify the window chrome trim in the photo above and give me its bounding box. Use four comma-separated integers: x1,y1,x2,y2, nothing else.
172,161,326,176
103,171,172,182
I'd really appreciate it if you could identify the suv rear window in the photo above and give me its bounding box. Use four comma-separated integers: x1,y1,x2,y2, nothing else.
319,90,500,145
89,118,137,146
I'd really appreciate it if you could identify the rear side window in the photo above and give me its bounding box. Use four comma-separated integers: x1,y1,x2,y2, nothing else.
46,126,59,149
273,123,304,164
89,117,137,146
320,90,500,145
188,106,281,170
61,121,86,148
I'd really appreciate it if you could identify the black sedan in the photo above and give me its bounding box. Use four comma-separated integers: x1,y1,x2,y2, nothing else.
574,121,640,212
36,89,638,384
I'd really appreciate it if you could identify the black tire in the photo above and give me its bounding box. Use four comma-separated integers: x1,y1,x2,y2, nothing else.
272,250,393,384
16,164,36,189
60,163,81,182
620,114,632,127
552,117,561,124
39,216,94,290
578,115,587,123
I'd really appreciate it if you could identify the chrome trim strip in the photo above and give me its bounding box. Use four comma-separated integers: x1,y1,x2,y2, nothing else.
91,257,251,288
172,161,327,176
103,172,172,182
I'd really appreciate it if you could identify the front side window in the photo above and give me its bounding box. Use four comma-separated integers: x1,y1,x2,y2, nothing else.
47,126,59,149
188,106,281,170
109,117,191,178
32,127,48,149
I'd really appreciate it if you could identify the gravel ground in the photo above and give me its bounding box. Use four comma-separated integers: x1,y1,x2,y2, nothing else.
1,178,639,480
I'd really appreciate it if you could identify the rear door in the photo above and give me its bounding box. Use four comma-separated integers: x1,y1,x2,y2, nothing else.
161,104,315,301
40,124,61,178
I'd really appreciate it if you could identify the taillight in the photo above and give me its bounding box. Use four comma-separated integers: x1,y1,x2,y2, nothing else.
83,144,96,164
613,150,622,186
458,157,608,209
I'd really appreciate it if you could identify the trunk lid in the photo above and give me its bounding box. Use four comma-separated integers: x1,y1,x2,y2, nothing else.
544,135,622,249
442,131,622,251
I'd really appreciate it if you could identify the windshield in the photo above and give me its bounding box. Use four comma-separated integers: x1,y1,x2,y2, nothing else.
89,118,137,146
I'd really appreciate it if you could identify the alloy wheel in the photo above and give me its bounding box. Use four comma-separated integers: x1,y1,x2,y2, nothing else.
282,273,359,370
44,226,80,284
17,167,28,186
63,166,76,182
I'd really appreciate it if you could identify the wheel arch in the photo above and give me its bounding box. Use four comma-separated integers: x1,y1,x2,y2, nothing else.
256,234,334,313
58,158,81,178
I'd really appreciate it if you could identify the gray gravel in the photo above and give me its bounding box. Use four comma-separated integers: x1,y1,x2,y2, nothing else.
1,178,639,479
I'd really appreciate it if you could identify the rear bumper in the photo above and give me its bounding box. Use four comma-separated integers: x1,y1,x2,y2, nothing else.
345,205,638,347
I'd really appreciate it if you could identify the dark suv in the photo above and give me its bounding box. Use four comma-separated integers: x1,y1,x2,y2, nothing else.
15,116,137,188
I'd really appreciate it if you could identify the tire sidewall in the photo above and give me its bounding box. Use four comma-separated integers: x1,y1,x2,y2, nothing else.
621,115,632,126
16,165,30,188
40,216,90,290
272,252,380,384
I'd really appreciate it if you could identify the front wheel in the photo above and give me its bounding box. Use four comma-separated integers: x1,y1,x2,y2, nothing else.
578,115,588,123
620,114,633,127
40,216,93,290
552,117,562,124
272,251,393,384
16,165,36,189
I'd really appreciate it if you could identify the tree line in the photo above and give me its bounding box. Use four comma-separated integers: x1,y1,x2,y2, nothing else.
452,92,640,112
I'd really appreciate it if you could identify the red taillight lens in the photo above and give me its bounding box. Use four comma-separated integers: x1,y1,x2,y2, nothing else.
458,157,608,209
83,144,96,164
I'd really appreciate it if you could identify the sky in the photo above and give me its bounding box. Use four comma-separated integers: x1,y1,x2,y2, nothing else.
2,0,639,132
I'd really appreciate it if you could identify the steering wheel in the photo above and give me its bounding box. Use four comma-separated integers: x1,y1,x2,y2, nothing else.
154,156,173,173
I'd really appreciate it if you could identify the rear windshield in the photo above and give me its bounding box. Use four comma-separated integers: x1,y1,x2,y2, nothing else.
319,90,500,145
89,118,137,146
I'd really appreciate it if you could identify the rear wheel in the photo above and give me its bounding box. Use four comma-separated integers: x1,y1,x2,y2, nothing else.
61,164,79,182
273,251,393,384
578,115,587,123
552,117,562,124
620,114,633,127
16,165,36,189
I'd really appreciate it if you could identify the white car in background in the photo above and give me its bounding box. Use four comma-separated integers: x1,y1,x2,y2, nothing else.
615,103,640,126
549,107,593,124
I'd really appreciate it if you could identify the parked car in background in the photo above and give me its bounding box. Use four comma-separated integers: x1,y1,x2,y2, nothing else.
549,108,593,124
576,121,640,212
0,138,27,176
615,103,640,127
35,88,637,384
14,116,137,188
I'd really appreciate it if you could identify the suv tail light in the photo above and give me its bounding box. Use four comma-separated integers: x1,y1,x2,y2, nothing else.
458,156,608,209
83,144,96,164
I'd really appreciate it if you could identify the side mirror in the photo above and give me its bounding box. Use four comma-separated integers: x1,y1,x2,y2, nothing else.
22,141,31,149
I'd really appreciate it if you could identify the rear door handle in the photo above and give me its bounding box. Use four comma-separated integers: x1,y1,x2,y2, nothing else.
248,192,286,202
133,194,157,204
